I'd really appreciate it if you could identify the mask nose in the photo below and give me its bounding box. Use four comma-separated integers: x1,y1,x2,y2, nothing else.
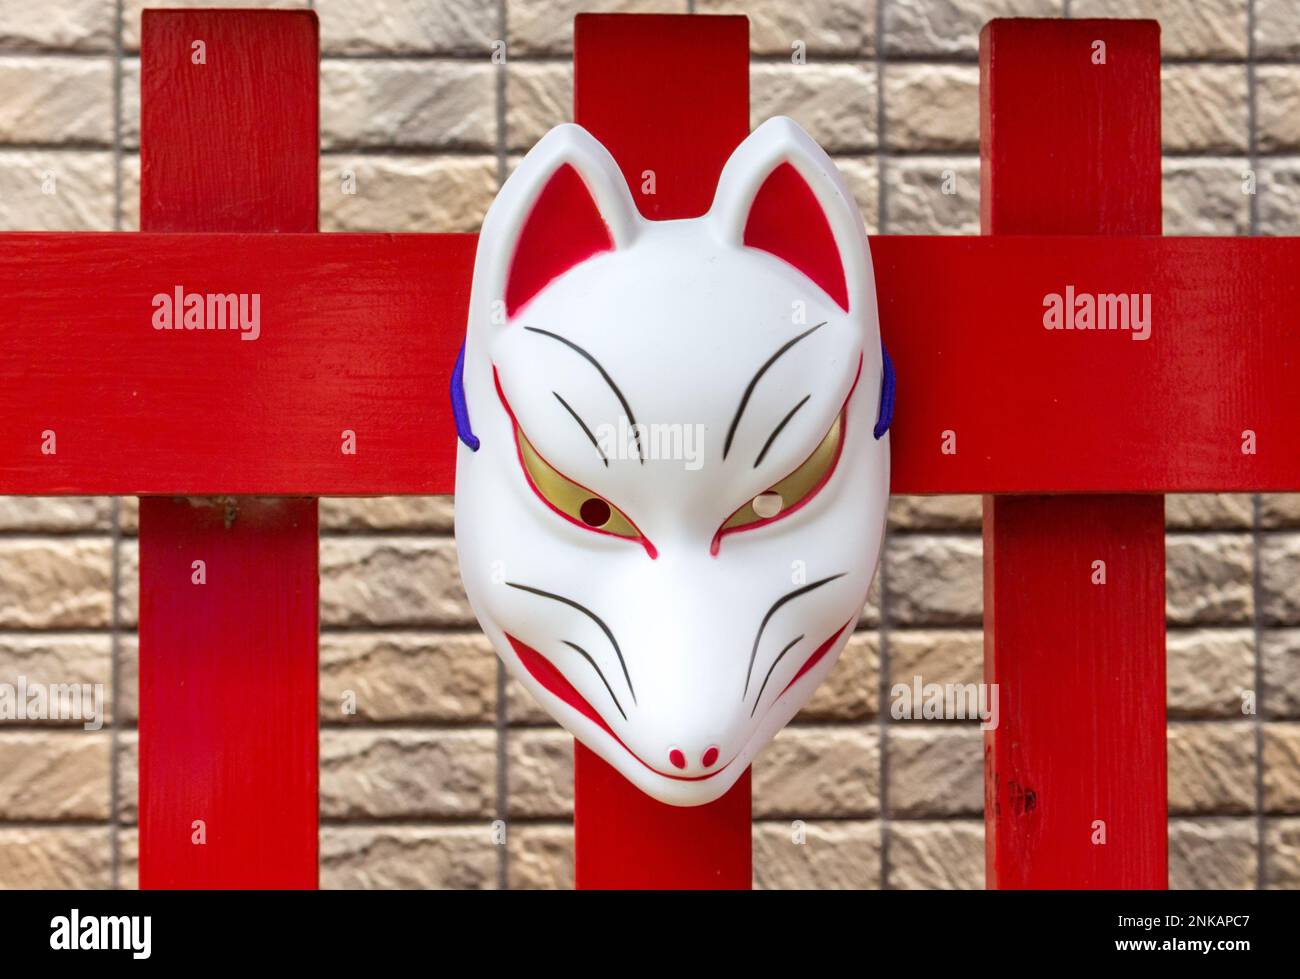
667,745,722,772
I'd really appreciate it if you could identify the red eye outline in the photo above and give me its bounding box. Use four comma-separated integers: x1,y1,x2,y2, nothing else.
710,353,862,557
493,366,658,559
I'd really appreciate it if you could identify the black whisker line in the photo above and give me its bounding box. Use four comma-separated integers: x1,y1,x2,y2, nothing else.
754,394,811,468
743,572,846,698
553,391,608,467
561,640,627,720
723,322,826,461
751,634,804,717
524,326,644,464
506,581,637,704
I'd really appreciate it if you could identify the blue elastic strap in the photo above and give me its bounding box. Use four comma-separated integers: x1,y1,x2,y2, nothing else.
873,341,895,440
450,339,480,451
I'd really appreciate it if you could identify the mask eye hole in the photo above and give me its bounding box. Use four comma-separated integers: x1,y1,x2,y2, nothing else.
579,497,612,527
515,425,653,554
752,491,784,519
713,409,845,551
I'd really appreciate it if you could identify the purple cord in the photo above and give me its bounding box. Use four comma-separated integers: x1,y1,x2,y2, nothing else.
873,341,895,440
450,339,480,451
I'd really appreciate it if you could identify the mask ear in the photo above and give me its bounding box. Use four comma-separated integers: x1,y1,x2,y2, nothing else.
475,123,640,322
708,116,872,317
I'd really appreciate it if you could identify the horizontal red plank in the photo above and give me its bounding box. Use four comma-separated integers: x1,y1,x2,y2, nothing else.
875,234,1288,493
1,231,1299,494
0,232,473,495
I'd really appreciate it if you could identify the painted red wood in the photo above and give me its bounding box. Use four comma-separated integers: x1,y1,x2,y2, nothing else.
984,498,1167,887
4,232,1300,496
982,18,1167,888
574,747,753,889
140,10,318,233
980,20,1162,236
574,13,749,221
572,13,753,890
0,232,474,495
137,9,320,889
139,498,319,887
873,234,1300,494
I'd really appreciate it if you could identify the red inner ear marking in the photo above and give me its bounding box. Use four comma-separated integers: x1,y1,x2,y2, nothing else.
505,163,614,317
742,162,849,311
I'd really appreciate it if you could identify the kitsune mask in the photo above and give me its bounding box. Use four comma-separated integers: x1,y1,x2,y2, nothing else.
453,117,892,807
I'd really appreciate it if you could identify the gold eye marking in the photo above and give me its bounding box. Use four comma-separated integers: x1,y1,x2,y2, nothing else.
516,427,640,539
721,411,843,532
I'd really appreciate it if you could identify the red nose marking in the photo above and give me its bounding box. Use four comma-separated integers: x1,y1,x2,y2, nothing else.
702,746,719,768
668,748,687,770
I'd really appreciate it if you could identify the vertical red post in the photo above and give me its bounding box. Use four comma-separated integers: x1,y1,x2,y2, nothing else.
137,11,320,888
571,14,753,889
981,19,1167,888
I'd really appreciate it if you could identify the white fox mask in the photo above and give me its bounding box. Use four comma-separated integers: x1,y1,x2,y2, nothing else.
452,117,892,806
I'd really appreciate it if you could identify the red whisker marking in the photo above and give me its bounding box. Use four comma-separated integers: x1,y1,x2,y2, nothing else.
509,634,614,736
777,622,852,700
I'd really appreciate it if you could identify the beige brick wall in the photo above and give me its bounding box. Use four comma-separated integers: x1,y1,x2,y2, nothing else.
1,0,1299,889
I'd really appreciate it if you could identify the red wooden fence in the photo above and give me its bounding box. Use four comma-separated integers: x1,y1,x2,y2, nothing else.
981,19,1167,889
137,9,322,889
0,10,1288,889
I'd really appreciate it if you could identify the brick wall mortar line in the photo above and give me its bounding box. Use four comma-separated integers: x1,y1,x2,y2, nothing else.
494,0,510,893
1247,0,1268,892
106,0,125,892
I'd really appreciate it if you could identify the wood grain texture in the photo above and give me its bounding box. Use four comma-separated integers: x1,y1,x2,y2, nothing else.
137,10,321,889
572,13,754,890
980,19,1162,236
141,9,318,233
981,18,1168,889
